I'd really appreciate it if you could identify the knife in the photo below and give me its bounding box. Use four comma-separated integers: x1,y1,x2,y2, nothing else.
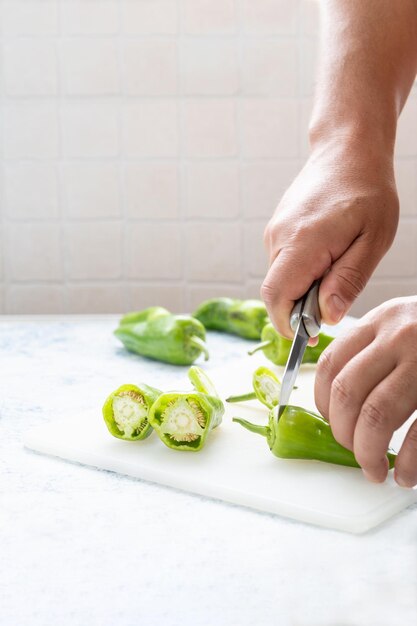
274,281,322,422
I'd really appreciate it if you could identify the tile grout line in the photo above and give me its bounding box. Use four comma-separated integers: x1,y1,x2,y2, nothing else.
116,0,129,312
0,3,6,313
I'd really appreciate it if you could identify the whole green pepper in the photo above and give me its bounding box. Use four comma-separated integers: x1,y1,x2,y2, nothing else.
249,323,334,365
118,306,170,326
114,309,209,365
102,382,161,441
148,366,224,451
193,297,269,340
226,366,281,408
233,406,397,469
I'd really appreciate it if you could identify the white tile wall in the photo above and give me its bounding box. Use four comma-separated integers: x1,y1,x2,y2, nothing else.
0,0,417,316
121,1,177,36
62,39,120,95
61,101,119,157
5,162,60,219
124,162,179,219
3,40,58,96
63,162,121,219
122,100,178,157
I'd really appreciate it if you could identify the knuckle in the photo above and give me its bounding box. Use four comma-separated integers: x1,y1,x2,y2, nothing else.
260,280,276,306
331,375,352,409
316,349,335,381
335,265,367,301
360,401,387,432
396,323,417,347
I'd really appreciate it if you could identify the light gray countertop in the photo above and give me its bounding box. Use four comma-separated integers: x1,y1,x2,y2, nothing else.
1,315,416,626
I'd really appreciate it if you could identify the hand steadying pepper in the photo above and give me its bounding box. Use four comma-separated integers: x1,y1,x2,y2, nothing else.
315,298,417,487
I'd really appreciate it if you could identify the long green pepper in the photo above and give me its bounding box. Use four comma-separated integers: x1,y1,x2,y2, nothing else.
193,298,269,340
233,406,397,469
249,323,334,365
114,307,209,365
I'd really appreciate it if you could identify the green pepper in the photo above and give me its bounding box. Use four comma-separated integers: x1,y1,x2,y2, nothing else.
114,309,209,365
233,406,397,469
193,297,269,340
249,323,334,366
148,366,224,451
102,382,161,441
118,306,170,326
226,366,281,409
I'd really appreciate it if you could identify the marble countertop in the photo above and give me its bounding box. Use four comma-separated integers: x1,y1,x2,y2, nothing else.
1,315,416,626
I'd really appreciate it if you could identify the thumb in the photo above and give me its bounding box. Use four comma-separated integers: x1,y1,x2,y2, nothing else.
319,237,379,325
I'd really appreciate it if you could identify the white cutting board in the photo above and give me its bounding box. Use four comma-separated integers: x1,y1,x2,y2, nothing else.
24,359,417,534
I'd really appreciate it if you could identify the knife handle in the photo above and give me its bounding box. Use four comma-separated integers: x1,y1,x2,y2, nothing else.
290,280,321,338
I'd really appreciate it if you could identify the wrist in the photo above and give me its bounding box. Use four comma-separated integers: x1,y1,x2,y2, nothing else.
308,111,397,164
308,117,397,174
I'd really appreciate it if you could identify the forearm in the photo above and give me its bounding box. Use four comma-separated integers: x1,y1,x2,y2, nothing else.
310,0,417,156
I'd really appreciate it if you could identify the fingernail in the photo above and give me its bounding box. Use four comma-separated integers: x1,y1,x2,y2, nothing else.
328,294,345,323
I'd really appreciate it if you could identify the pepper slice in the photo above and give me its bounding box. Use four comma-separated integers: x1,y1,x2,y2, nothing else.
102,382,161,441
249,323,334,366
114,310,209,365
148,366,224,451
193,297,269,340
226,366,281,409
233,406,397,469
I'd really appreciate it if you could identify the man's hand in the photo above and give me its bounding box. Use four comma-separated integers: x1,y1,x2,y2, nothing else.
261,145,399,338
315,297,417,488
261,0,417,340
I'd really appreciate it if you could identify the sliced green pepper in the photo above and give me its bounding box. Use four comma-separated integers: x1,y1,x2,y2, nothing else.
148,366,224,451
193,297,269,340
226,366,281,409
102,382,161,441
249,323,334,366
233,406,397,469
114,310,209,365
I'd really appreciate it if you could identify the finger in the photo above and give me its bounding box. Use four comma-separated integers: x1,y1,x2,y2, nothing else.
315,322,375,419
353,364,417,483
261,244,331,339
394,418,417,488
319,234,382,325
327,339,396,451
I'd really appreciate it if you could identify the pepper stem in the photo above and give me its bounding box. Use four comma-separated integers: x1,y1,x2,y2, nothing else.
232,417,268,437
189,336,209,361
226,391,257,403
188,365,218,397
248,340,273,356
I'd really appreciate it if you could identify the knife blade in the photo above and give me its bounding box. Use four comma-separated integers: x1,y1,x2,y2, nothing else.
274,281,322,422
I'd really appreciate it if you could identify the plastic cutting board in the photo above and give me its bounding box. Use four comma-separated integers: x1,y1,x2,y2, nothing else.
24,360,417,534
